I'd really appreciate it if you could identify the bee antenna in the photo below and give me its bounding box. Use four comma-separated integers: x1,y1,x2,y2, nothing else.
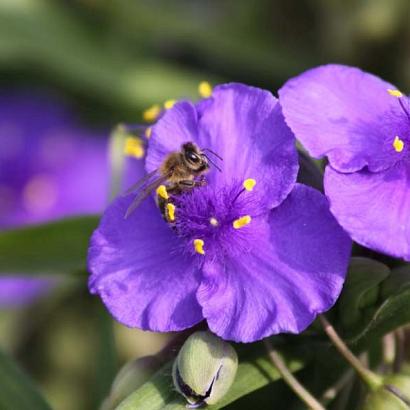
202,148,223,161
204,154,222,172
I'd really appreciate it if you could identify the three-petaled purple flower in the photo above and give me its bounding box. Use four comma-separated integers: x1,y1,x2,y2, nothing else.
88,83,351,342
279,65,410,261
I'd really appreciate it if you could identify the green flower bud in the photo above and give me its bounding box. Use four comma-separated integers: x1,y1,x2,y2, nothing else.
362,374,410,410
173,331,238,408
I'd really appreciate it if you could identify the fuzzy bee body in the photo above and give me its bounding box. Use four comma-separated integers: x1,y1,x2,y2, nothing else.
124,142,221,221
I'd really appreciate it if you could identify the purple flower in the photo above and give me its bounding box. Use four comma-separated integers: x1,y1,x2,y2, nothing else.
279,64,410,261
88,83,351,342
0,92,108,228
0,91,143,307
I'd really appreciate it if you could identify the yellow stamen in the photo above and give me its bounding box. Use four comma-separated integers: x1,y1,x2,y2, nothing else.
145,127,152,139
198,81,212,98
209,217,219,226
243,178,256,191
156,185,169,200
233,215,252,229
124,137,145,159
164,99,177,109
166,203,175,221
193,239,205,255
143,104,161,122
387,89,403,98
393,136,404,153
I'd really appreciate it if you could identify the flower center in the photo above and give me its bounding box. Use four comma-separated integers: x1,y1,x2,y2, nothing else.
165,178,268,257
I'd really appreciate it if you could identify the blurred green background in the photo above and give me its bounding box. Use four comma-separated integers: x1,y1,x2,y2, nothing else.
1,0,410,409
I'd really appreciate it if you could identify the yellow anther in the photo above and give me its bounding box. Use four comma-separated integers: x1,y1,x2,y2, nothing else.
233,215,252,229
156,185,169,200
393,136,404,153
143,104,161,122
243,178,256,191
124,137,145,159
193,239,205,255
164,99,177,109
388,89,403,98
198,81,212,98
209,217,219,227
145,127,152,139
166,203,176,222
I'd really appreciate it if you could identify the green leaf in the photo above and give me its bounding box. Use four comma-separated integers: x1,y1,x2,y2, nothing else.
351,281,410,346
0,216,99,275
0,348,51,410
380,264,410,299
338,257,390,329
115,350,304,410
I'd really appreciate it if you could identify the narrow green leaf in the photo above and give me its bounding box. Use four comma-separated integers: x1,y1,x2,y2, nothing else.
0,348,51,410
338,257,390,329
0,216,99,275
351,287,410,346
116,350,304,410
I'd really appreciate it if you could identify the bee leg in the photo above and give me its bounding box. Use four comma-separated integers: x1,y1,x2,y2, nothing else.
178,178,207,189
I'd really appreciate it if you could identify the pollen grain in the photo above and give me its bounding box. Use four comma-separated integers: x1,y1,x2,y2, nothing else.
198,81,212,98
393,136,404,153
124,137,145,159
164,99,177,109
243,178,256,191
387,89,403,98
143,104,161,122
145,127,152,138
166,203,176,221
233,215,252,229
156,185,169,200
193,239,205,255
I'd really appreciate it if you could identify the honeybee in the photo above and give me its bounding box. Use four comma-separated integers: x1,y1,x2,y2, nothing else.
124,142,222,220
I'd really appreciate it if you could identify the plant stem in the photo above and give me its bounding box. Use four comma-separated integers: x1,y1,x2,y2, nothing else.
393,328,405,373
263,339,326,410
318,315,383,391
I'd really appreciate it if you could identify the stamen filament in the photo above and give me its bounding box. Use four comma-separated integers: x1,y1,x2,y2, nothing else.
233,215,252,229
145,127,152,139
193,239,205,255
156,185,169,200
232,178,257,204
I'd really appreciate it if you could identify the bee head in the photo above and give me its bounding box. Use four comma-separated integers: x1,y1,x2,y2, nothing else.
182,142,209,172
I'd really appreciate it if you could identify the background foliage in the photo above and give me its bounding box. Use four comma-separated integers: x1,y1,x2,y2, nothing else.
1,1,410,409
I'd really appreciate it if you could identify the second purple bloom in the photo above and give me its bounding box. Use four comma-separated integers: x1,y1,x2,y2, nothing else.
280,65,410,261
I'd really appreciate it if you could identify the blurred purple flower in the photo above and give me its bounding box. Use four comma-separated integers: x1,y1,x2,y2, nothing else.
279,64,410,260
88,83,351,342
0,90,143,307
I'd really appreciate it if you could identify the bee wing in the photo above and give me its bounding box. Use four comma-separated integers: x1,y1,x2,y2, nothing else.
123,169,160,195
124,173,171,219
